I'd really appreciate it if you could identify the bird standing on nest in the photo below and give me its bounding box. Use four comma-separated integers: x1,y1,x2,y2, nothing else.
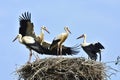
50,27,71,55
13,12,49,63
77,34,104,61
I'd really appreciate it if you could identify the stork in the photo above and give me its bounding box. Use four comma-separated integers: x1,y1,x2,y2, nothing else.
13,12,79,63
50,27,71,55
13,34,38,63
36,26,50,45
12,12,48,63
77,34,104,61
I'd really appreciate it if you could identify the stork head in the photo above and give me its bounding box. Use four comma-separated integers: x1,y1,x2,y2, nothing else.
64,26,71,34
77,34,86,39
41,26,50,34
12,34,22,42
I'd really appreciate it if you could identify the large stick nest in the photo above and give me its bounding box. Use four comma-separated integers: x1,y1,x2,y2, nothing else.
16,57,106,80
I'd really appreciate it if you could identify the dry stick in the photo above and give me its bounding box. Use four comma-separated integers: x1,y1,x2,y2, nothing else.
30,58,67,80
30,66,46,80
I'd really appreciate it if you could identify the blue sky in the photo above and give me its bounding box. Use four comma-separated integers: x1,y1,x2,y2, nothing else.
0,0,120,80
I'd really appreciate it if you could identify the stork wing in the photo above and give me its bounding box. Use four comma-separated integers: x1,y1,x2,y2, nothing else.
62,45,80,55
82,44,97,60
94,42,105,49
42,41,51,49
42,40,79,55
89,42,105,53
50,44,79,55
49,39,61,50
19,12,36,38
25,40,79,55
24,41,50,55
82,44,94,53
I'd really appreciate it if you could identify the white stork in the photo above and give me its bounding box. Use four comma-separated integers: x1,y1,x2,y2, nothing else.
77,34,105,61
36,26,50,45
12,12,49,63
50,27,71,55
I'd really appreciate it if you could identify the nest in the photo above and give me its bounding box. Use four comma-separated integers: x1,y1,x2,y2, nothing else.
16,57,106,80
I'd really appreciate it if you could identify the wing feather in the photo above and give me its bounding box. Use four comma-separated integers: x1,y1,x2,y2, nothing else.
19,12,36,38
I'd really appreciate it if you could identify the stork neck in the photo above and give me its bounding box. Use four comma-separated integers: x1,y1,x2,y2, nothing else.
83,36,87,43
18,37,23,43
40,28,44,40
41,28,44,33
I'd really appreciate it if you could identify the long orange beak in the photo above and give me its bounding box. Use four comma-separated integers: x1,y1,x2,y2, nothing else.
76,34,84,39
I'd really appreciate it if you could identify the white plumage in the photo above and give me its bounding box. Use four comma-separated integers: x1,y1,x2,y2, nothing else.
36,26,50,45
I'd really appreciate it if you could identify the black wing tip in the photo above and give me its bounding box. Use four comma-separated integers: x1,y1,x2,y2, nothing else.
19,11,31,21
63,45,80,55
70,47,80,55
97,42,105,49
19,11,32,36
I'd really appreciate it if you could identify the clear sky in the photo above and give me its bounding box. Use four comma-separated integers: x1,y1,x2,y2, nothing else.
0,0,120,80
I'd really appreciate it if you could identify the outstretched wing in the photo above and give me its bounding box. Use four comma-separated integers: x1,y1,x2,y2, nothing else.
50,44,80,55
19,12,36,38
62,45,80,55
42,41,80,55
82,42,104,61
94,42,105,49
24,41,50,55
42,40,51,49
82,44,97,60
49,39,61,50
